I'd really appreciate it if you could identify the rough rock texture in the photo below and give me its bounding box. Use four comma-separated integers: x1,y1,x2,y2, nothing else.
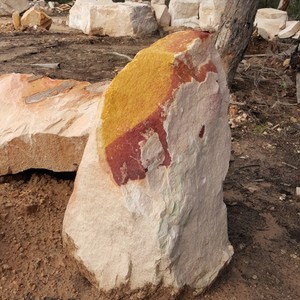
63,30,233,294
0,73,109,175
69,0,157,36
152,4,171,27
0,0,29,16
21,6,52,30
254,8,287,40
199,0,227,30
169,0,200,27
278,21,300,39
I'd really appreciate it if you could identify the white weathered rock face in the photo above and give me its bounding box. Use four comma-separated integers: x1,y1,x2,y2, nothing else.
69,0,157,36
0,73,109,175
199,0,226,30
152,4,171,27
169,0,200,26
63,31,233,294
255,8,288,40
0,0,29,16
278,21,300,39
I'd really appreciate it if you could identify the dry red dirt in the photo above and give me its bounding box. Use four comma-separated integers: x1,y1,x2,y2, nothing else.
0,20,299,299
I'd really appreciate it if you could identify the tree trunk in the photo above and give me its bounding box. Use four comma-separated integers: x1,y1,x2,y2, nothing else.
215,0,257,87
277,0,290,11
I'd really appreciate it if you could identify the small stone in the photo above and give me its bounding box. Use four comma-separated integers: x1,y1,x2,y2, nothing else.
296,187,300,197
2,264,11,271
279,194,286,201
12,11,21,30
4,202,13,208
290,254,298,259
290,117,297,123
238,243,246,250
252,275,258,280
21,6,52,30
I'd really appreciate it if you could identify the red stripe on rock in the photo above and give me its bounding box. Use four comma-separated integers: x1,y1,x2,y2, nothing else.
105,59,217,186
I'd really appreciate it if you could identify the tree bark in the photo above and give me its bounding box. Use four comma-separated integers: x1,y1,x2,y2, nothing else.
215,0,257,87
277,0,290,11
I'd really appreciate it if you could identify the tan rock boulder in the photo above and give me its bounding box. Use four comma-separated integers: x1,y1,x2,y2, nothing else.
0,73,109,175
63,30,233,294
21,6,52,30
0,0,29,16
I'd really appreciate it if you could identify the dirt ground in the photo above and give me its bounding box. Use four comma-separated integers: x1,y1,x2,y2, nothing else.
0,16,299,300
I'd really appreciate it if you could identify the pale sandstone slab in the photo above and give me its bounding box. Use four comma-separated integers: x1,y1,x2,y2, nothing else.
0,0,29,16
255,8,288,40
0,73,109,175
256,8,288,22
63,31,233,294
152,4,171,27
278,21,300,39
199,0,227,30
169,0,200,26
69,0,157,36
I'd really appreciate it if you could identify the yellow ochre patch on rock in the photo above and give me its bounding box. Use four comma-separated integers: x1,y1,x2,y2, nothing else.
101,30,209,149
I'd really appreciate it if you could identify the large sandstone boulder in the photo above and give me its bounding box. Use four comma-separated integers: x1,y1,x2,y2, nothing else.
69,0,157,36
63,30,233,294
0,73,109,175
0,0,29,16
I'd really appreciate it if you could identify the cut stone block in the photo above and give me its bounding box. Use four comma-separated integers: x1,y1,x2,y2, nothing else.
278,21,300,39
21,6,52,30
152,4,171,27
63,30,233,294
255,8,287,22
171,16,199,28
0,0,29,16
69,0,157,36
199,0,227,30
256,19,286,40
169,0,200,25
254,8,288,41
0,73,109,175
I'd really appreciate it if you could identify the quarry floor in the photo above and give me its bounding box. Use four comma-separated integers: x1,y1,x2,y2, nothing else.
0,19,300,300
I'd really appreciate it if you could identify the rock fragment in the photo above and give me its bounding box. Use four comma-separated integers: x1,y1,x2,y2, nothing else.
278,21,300,39
0,73,109,175
0,0,29,16
21,6,52,30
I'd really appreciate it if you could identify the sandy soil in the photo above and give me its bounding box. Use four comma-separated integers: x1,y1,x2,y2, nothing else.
0,17,299,300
